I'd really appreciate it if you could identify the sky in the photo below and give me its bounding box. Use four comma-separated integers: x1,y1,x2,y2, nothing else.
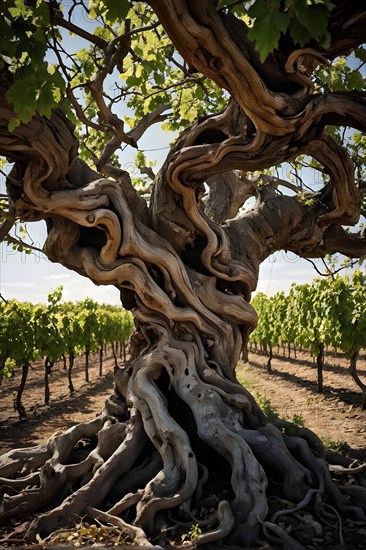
0,4,364,305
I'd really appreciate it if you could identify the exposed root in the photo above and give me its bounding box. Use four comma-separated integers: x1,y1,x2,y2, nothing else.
261,519,307,550
0,444,50,478
195,500,234,546
2,332,365,550
270,488,320,524
24,409,146,541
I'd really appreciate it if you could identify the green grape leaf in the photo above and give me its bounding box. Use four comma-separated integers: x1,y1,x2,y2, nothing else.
247,5,289,62
104,0,130,22
89,0,131,23
8,0,28,19
288,18,311,47
36,80,55,118
348,69,365,90
291,1,331,46
5,77,36,123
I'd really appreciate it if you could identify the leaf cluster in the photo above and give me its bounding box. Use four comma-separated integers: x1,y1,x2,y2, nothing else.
219,0,333,61
1,0,65,129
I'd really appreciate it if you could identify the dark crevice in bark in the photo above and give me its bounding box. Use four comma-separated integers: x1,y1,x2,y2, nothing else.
181,234,211,276
155,368,233,479
77,226,107,251
192,128,228,145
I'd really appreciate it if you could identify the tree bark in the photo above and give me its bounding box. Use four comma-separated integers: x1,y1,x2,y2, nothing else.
85,349,90,383
14,362,29,420
44,357,54,406
0,358,5,386
1,101,364,545
316,343,325,394
111,342,118,368
68,353,75,396
241,344,248,363
99,346,103,376
349,350,366,409
267,344,273,373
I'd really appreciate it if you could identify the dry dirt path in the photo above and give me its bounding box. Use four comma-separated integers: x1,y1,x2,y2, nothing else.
237,349,366,459
0,351,118,455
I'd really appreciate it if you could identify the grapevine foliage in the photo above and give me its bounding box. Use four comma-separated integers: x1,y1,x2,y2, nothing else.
1,1,364,161
219,0,332,62
0,0,65,130
0,288,134,378
250,270,366,358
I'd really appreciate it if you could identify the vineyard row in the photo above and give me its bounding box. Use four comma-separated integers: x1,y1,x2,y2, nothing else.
248,270,366,407
0,287,134,417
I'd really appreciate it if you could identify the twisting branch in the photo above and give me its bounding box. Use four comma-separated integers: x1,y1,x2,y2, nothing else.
127,103,172,144
53,10,108,49
3,234,44,255
303,257,359,278
0,218,14,242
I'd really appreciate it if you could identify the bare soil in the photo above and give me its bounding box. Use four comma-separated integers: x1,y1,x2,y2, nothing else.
237,349,366,459
0,349,119,454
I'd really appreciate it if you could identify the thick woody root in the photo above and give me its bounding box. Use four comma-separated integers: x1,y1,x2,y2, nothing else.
1,343,365,548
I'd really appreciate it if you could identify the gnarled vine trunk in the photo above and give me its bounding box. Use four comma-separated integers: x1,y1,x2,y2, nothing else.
0,98,364,549
1,1,366,546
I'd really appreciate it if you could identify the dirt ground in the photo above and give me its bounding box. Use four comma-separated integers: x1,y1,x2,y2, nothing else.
1,347,365,458
0,348,366,549
0,350,118,454
238,348,366,459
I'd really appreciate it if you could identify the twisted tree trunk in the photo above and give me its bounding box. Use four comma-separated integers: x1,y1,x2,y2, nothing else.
0,101,364,548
